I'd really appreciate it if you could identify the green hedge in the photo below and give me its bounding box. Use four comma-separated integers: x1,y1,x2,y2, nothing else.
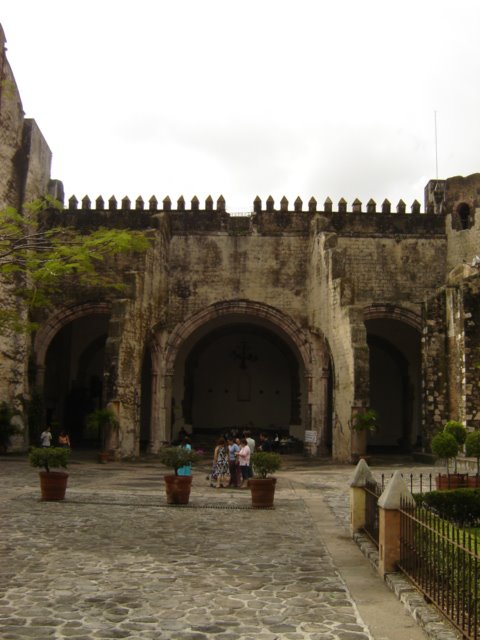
415,488,480,526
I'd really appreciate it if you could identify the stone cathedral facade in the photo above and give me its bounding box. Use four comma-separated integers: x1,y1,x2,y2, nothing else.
2,24,480,462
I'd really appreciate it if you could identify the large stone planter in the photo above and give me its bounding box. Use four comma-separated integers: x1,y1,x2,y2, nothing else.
248,477,277,508
435,473,468,490
468,475,480,488
39,471,69,501
164,475,192,505
351,429,367,464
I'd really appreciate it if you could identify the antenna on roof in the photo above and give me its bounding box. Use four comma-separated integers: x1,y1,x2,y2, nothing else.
434,110,439,180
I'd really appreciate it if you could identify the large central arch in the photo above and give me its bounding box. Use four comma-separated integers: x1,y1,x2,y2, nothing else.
149,300,330,452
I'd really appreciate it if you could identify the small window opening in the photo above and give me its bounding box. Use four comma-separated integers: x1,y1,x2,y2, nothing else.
458,203,471,230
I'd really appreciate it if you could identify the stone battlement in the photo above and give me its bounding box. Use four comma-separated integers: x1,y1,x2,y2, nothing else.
66,193,429,215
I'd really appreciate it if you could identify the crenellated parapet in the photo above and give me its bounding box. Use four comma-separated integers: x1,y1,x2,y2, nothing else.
60,191,446,236
66,193,429,215
67,194,227,213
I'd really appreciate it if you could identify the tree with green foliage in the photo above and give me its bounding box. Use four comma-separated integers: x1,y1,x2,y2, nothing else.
0,401,20,451
0,197,150,332
465,431,480,476
431,431,459,474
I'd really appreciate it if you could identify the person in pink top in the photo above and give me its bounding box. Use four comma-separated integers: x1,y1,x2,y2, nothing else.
236,437,251,488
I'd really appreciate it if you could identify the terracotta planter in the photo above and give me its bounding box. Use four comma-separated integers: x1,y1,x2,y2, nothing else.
351,429,367,463
468,475,480,488
39,471,69,501
435,473,468,490
164,475,192,505
98,452,109,464
248,477,277,508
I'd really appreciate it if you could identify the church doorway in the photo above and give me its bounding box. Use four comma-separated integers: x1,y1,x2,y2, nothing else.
365,317,421,452
42,314,109,446
170,321,306,441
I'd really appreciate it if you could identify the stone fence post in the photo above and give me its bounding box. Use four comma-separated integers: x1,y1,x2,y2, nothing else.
377,471,415,577
350,459,376,536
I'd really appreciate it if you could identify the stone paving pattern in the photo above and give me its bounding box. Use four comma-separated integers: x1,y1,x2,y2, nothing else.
0,455,458,640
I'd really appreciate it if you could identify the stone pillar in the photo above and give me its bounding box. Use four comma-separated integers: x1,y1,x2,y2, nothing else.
349,458,376,535
377,471,415,577
317,366,330,455
159,372,173,445
148,343,162,454
148,369,159,453
35,364,46,393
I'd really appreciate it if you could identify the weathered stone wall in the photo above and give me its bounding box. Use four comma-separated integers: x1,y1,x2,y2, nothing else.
0,28,53,449
306,215,446,460
463,280,480,429
0,25,24,211
422,292,449,443
108,219,170,455
167,232,308,329
444,175,480,271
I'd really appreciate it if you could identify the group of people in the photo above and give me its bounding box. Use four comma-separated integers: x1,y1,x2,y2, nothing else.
40,426,71,449
209,430,274,489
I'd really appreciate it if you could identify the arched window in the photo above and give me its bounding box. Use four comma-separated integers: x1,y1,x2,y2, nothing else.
456,203,472,230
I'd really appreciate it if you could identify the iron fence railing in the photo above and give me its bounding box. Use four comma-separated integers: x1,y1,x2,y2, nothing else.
399,497,480,640
363,480,381,546
379,472,435,494
361,473,434,548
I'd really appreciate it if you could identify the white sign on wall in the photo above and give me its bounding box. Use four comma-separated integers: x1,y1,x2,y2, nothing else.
304,430,318,444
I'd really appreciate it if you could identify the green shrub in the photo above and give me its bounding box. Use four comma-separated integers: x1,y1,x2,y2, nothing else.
29,447,70,473
444,421,467,445
352,409,378,432
466,431,480,476
158,446,200,475
416,489,480,526
251,451,282,478
431,431,459,473
0,401,20,451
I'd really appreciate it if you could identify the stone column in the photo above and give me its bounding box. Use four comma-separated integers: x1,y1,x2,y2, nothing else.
158,372,173,446
316,365,330,455
35,364,46,393
148,368,159,453
377,471,415,577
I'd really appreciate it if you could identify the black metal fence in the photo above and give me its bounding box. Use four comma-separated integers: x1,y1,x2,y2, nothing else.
361,474,434,548
399,497,480,640
363,480,381,546
379,472,435,494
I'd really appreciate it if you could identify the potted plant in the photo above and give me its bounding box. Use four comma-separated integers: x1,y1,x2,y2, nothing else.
442,420,468,485
431,431,460,489
158,445,200,505
29,446,71,500
86,408,118,462
465,430,480,487
248,451,282,508
351,409,378,463
0,401,20,453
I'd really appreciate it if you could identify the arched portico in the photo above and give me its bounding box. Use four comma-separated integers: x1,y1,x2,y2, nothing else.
363,304,422,452
150,300,331,454
33,303,112,444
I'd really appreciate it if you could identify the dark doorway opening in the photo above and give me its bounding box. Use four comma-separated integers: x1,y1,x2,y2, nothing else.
43,314,109,446
176,323,303,438
365,318,421,453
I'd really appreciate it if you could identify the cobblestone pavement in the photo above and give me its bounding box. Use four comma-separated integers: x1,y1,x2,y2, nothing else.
0,454,454,640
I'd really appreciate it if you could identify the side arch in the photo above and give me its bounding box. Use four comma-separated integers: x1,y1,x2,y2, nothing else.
34,302,112,367
363,304,422,332
363,304,422,451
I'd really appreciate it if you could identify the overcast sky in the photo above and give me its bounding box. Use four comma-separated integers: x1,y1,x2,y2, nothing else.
2,0,480,212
